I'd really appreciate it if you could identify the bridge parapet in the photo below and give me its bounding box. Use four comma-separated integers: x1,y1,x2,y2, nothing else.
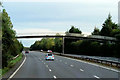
65,33,117,41
87,35,117,41
16,33,118,42
65,33,84,37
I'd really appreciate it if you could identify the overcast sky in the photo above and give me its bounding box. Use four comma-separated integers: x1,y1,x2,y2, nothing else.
2,0,120,47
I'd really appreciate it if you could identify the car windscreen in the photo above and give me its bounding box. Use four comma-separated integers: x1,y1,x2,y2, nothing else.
48,54,52,56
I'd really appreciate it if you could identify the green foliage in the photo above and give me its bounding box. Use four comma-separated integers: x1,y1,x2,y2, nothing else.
115,33,120,40
65,39,119,57
111,29,120,37
30,38,55,51
30,34,63,53
99,14,119,37
100,14,113,36
2,53,23,76
30,14,120,58
54,38,62,52
2,9,23,68
92,13,119,41
8,53,22,68
69,26,82,34
64,14,120,57
92,27,100,35
111,23,118,29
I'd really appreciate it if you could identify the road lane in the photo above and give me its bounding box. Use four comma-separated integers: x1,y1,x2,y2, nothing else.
13,51,53,78
12,51,119,79
54,54,119,78
32,51,89,78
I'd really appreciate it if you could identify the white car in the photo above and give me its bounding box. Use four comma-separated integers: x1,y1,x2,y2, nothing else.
47,50,52,53
45,54,54,61
41,50,43,52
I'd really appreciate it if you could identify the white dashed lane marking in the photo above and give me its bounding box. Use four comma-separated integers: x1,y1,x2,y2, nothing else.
80,69,84,72
53,76,57,79
93,75,100,79
70,65,74,67
57,55,120,73
49,69,52,72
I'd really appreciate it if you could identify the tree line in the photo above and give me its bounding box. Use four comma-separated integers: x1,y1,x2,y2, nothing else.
30,14,120,58
30,33,63,53
1,9,24,68
64,14,120,57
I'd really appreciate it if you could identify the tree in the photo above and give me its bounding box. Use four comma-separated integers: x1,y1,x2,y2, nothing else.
69,26,82,34
54,33,62,53
2,9,23,67
111,29,120,37
115,33,120,40
112,23,118,29
100,14,113,36
92,27,100,35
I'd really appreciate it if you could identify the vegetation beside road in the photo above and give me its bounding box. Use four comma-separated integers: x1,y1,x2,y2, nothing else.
2,53,23,76
0,3,24,76
2,9,24,68
30,36,62,53
30,14,120,58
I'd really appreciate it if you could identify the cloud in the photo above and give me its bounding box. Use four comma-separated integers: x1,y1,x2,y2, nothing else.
3,0,120,4
14,28,65,36
13,21,102,35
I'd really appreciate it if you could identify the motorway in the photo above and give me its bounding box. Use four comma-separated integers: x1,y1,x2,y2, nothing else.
11,51,119,79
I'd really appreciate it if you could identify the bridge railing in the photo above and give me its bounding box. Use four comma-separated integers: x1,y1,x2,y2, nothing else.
65,33,117,41
53,52,120,68
66,33,84,37
87,35,117,41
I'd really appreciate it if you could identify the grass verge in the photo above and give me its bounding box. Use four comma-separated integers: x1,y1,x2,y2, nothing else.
2,53,23,76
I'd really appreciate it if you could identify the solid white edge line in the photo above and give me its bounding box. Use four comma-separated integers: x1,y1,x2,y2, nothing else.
7,55,26,80
53,76,57,79
94,75,100,79
56,55,120,73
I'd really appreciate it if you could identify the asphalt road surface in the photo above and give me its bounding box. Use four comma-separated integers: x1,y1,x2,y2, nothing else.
11,51,120,79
